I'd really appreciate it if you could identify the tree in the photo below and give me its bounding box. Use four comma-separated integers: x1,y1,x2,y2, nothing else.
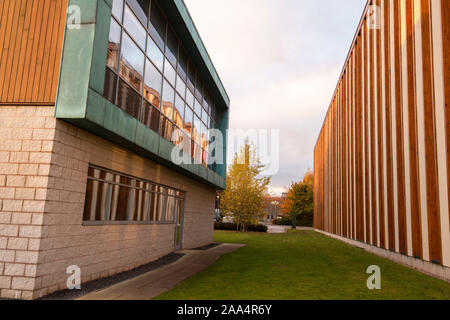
220,143,271,231
281,169,314,228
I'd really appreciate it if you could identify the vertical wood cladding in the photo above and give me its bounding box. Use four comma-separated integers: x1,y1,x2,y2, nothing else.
0,0,68,105
314,0,450,267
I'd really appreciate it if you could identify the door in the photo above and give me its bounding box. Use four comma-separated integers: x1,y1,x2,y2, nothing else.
174,198,185,250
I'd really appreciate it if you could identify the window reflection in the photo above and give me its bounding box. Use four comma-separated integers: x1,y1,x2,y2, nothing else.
174,94,184,128
160,116,173,142
184,107,193,136
124,5,146,49
104,0,220,169
166,27,178,66
117,79,141,119
193,116,201,144
149,2,166,51
164,58,176,86
202,108,208,124
144,59,162,108
176,75,186,97
128,0,148,26
107,18,121,70
172,126,183,148
147,36,164,71
186,89,194,108
162,80,174,120
194,99,202,117
187,61,195,93
112,0,123,22
195,78,203,102
84,166,185,223
120,33,144,92
104,67,117,103
142,100,160,133
182,133,191,157
178,48,188,80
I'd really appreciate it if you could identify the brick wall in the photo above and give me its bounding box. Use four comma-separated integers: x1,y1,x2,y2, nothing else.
0,106,217,299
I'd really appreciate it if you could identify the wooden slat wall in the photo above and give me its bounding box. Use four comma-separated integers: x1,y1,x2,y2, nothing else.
0,0,68,105
313,0,450,267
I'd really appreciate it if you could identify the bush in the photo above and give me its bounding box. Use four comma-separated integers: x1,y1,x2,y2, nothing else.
276,214,313,227
214,222,238,231
214,222,268,233
272,218,282,225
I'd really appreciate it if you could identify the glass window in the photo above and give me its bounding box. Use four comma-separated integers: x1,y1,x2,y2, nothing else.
178,48,188,80
112,0,123,22
141,100,160,133
195,78,203,103
173,94,184,128
117,79,141,119
187,62,195,93
193,115,201,144
192,143,201,163
83,166,185,223
186,89,194,108
120,33,144,92
107,18,121,70
194,98,202,117
124,5,146,49
147,36,164,71
208,116,212,129
172,126,183,148
104,67,117,104
149,2,166,51
176,75,186,97
182,134,192,157
184,106,193,136
202,108,208,125
161,80,174,120
202,98,208,112
127,0,149,26
201,122,208,148
166,27,178,66
164,58,176,86
160,115,173,141
144,59,162,108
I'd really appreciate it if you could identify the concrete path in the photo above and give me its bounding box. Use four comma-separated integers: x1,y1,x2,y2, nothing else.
267,224,291,234
78,243,245,300
266,224,314,234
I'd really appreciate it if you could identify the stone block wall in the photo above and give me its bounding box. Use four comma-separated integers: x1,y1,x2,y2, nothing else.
0,106,216,299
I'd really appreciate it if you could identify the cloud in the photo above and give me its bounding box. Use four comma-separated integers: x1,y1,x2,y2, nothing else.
185,0,367,195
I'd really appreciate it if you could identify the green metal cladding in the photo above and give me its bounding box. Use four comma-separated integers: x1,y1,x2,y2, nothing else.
55,0,228,189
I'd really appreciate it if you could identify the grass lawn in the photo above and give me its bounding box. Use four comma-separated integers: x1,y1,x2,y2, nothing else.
155,230,450,300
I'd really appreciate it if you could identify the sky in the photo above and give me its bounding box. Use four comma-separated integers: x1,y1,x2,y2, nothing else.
184,0,367,196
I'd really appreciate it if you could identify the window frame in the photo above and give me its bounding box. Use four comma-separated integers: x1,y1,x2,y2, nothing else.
83,165,186,226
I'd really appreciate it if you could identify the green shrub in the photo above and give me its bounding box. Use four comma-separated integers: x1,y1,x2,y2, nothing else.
214,222,267,233
276,214,313,227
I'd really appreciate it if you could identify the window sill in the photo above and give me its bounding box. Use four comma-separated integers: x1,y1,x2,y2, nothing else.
82,221,176,226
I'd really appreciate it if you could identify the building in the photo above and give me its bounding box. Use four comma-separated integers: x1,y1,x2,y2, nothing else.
261,196,284,223
314,0,449,281
0,0,230,299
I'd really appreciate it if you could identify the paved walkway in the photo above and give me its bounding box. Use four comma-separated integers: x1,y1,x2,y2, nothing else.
266,224,314,234
78,243,245,300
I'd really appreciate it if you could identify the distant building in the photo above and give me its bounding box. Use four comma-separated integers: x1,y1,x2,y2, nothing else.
261,196,285,223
